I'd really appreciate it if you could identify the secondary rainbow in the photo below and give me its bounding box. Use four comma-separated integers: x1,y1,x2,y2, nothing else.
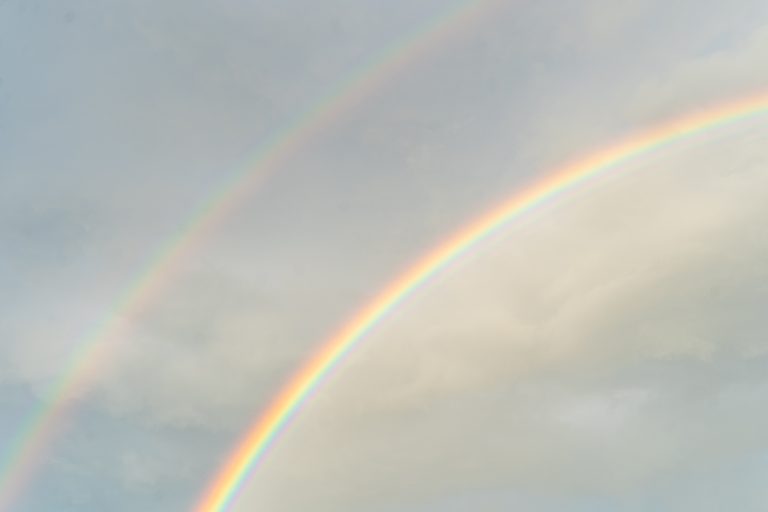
0,1,496,510
194,90,768,512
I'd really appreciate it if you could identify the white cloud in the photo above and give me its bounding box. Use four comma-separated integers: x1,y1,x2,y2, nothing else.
231,115,768,511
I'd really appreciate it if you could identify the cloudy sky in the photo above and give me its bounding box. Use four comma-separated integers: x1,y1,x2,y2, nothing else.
3,0,768,510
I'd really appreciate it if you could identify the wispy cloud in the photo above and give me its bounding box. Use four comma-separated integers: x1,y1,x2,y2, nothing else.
3,1,768,510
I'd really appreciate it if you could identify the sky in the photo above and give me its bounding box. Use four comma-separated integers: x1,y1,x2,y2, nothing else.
3,0,768,510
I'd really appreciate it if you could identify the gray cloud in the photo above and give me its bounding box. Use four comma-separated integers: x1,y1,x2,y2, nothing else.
4,1,768,511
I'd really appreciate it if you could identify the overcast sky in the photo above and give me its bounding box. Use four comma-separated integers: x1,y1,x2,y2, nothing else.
3,0,768,510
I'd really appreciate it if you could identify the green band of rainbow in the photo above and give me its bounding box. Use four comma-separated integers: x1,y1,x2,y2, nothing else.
0,1,493,509
193,91,768,512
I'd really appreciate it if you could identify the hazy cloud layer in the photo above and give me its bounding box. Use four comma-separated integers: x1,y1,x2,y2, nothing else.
3,1,768,511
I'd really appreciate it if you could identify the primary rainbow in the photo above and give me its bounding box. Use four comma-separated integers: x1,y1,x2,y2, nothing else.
193,91,768,512
0,1,495,509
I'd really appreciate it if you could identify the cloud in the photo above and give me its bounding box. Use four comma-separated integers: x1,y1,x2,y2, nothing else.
231,115,768,511
4,1,768,510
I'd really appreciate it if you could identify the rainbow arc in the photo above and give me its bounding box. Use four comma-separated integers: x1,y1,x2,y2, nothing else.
0,1,493,509
193,91,768,512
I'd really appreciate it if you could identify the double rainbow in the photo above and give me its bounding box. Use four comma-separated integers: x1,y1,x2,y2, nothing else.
194,92,768,512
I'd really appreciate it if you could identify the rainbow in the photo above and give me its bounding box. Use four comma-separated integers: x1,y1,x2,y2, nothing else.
193,91,768,512
0,1,495,509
